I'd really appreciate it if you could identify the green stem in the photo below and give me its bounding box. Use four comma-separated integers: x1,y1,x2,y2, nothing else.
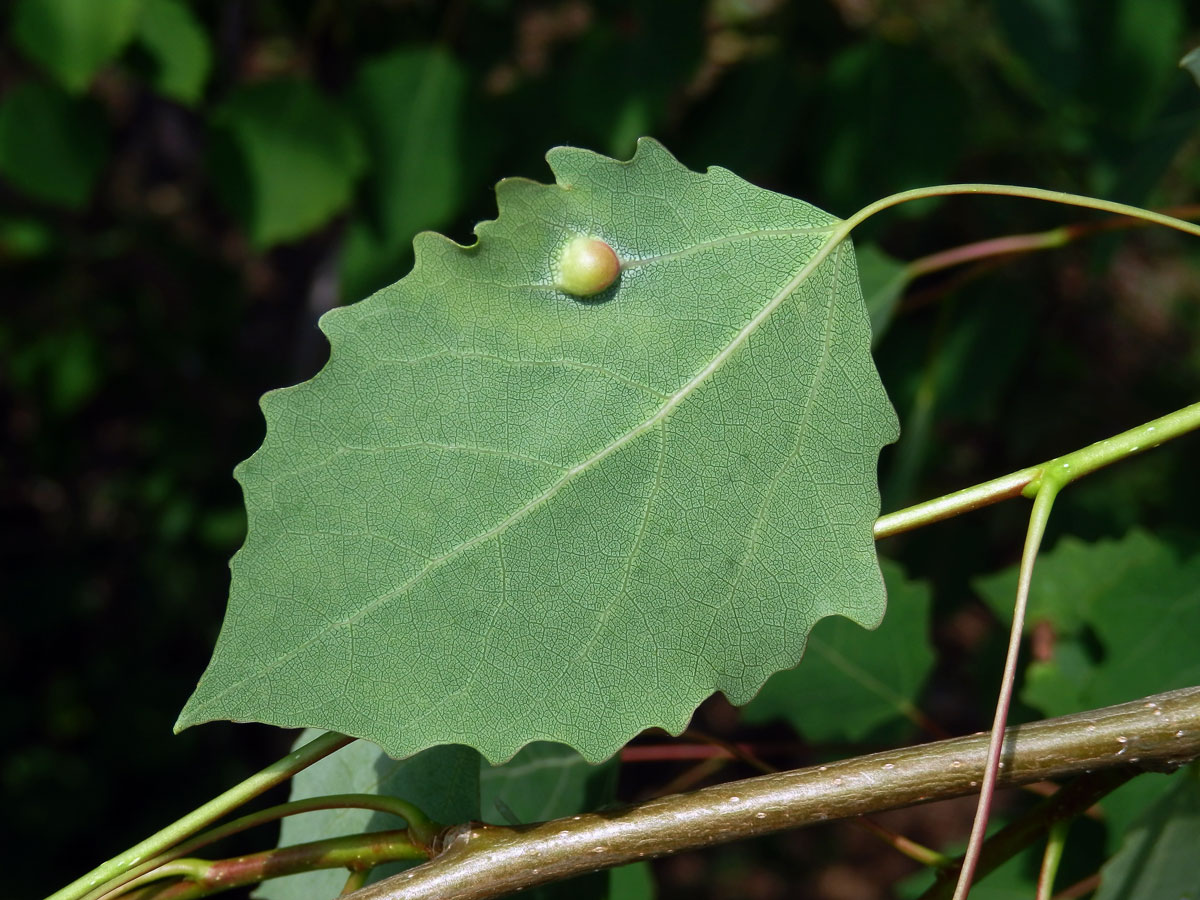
48,732,353,900
902,203,1200,284
904,227,1072,280
854,817,953,869
1036,821,1070,900
114,830,424,900
951,482,1060,900
840,183,1200,240
874,400,1200,539
91,793,438,900
1024,401,1200,496
341,869,372,896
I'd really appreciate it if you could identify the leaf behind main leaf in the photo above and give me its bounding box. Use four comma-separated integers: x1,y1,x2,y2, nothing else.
177,138,898,763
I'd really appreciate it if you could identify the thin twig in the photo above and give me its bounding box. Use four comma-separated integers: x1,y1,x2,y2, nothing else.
951,482,1059,900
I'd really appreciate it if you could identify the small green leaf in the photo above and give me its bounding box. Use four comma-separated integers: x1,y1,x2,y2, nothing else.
210,80,366,247
975,529,1171,636
979,530,1200,716
341,47,469,301
253,733,479,900
855,243,910,347
258,737,624,900
135,0,211,105
0,82,109,209
480,742,618,826
178,138,898,764
741,560,934,741
1094,765,1200,900
11,0,143,92
978,530,1200,853
1182,47,1200,89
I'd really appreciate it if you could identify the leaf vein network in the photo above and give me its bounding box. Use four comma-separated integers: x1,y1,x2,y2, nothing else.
717,242,844,616
382,349,671,401
190,231,848,717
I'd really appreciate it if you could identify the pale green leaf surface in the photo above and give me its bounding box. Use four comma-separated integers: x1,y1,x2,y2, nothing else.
254,732,479,900
740,559,934,741
1095,765,1200,900
12,0,142,92
135,0,211,105
258,737,627,900
1183,47,1200,89
177,138,899,763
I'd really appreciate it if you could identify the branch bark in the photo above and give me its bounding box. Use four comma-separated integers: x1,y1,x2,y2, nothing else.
347,686,1200,900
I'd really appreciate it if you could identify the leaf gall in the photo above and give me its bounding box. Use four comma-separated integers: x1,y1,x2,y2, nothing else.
554,235,621,297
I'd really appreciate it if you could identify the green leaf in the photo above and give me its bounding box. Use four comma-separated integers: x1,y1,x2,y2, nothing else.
341,46,469,302
740,560,935,741
254,732,480,900
977,531,1200,853
1183,47,1200,90
1094,765,1200,900
480,742,618,826
134,0,211,105
978,530,1200,714
11,0,143,93
209,80,367,247
177,138,899,763
0,82,109,209
974,529,1172,636
480,743,622,900
609,863,656,899
854,243,910,347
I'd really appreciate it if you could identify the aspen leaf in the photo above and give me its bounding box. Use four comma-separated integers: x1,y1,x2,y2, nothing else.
178,139,898,763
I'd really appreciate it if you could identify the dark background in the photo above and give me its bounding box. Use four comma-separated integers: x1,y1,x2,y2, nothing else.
4,2,1200,898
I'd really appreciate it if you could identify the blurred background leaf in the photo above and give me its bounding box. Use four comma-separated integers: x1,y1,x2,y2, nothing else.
12,0,144,92
209,79,366,247
133,0,212,105
254,734,480,900
0,81,109,208
1095,765,1200,900
340,46,469,302
741,560,936,743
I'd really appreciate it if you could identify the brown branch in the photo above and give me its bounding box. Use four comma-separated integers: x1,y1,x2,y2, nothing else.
347,686,1200,900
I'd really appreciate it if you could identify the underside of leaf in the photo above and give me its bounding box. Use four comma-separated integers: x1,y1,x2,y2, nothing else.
177,138,899,763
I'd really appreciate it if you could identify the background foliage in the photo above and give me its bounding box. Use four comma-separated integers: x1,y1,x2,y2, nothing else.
4,2,1200,898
